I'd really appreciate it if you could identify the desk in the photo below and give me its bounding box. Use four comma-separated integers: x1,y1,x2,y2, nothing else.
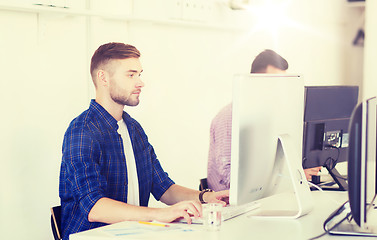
70,191,377,240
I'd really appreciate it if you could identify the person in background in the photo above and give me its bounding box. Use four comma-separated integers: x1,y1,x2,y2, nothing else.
207,49,321,192
59,42,229,240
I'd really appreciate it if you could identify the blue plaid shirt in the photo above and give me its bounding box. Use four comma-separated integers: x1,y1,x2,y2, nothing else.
59,100,175,240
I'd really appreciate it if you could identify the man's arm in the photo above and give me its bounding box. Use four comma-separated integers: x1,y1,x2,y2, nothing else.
88,198,155,223
88,196,203,224
87,186,229,225
160,184,229,206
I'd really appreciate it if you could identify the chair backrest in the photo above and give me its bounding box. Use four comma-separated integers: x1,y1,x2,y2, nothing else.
51,205,62,240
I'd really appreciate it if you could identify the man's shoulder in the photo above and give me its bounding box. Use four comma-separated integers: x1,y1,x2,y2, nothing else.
212,103,232,122
65,108,103,137
68,108,93,128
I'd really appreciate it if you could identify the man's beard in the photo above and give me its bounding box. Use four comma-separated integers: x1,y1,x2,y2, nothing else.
110,85,140,107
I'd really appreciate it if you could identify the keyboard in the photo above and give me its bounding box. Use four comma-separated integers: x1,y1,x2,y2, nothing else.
177,201,261,224
222,201,261,221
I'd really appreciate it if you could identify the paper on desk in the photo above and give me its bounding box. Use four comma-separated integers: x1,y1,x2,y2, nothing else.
102,221,196,238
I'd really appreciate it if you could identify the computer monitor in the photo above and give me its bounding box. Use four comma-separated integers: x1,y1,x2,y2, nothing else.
302,86,359,191
229,74,313,218
325,97,377,236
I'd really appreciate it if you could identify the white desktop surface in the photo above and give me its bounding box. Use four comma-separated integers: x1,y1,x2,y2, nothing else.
70,191,377,240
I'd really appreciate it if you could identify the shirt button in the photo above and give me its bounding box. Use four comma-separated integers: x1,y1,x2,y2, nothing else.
124,181,128,186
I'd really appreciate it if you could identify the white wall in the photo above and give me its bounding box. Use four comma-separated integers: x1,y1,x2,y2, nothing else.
363,0,377,99
0,0,365,239
0,8,89,240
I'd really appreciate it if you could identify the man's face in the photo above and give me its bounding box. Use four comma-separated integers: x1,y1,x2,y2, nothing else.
107,58,144,107
265,65,286,74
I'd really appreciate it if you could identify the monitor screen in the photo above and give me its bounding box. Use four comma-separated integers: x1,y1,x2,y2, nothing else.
229,74,313,217
302,86,359,190
325,97,377,236
348,97,377,228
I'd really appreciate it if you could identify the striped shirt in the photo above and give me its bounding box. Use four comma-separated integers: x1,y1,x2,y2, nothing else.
207,103,232,191
59,100,174,240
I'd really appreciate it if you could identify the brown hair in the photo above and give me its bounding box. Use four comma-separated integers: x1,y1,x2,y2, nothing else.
250,49,288,73
90,42,140,84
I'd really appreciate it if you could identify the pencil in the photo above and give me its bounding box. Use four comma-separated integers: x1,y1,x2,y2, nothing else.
138,221,170,227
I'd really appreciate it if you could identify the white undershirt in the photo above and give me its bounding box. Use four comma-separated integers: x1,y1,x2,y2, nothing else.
117,119,140,206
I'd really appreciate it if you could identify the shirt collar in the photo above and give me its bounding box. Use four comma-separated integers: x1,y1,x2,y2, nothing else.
89,99,119,131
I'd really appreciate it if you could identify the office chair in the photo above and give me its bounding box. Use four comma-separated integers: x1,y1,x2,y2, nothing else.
51,205,62,240
199,178,208,191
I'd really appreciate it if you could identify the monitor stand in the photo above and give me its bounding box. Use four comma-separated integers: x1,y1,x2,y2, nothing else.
251,134,314,219
329,221,377,237
325,202,377,237
323,165,348,191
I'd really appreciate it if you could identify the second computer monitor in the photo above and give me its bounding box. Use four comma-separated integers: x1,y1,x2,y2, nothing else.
326,97,377,236
302,86,359,190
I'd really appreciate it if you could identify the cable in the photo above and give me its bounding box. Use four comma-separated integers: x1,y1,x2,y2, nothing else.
323,146,348,181
307,181,324,192
307,182,345,205
323,146,340,170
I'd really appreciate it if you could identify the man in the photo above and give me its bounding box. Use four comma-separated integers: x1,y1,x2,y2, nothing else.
207,49,320,191
59,42,228,240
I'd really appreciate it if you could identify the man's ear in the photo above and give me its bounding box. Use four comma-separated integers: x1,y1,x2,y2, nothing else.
97,70,108,87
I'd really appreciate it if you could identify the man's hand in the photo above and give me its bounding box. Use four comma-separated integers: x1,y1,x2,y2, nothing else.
153,200,202,224
304,167,322,181
203,190,229,206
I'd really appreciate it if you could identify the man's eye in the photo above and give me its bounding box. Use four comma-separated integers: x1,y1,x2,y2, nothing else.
127,73,141,79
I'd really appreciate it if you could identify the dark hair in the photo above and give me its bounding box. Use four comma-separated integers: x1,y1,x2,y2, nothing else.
250,49,288,73
90,42,140,81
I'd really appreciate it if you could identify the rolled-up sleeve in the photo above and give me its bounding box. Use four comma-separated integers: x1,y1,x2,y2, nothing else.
62,126,106,215
150,147,175,200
